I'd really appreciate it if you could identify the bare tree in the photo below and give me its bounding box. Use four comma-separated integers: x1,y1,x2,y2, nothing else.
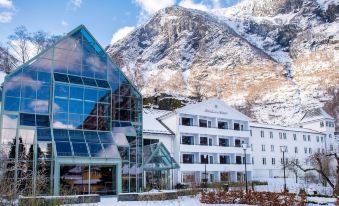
31,31,61,55
0,44,18,73
8,26,31,64
288,152,338,195
286,159,299,183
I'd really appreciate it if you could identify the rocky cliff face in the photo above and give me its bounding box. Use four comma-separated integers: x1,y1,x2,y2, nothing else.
107,0,339,128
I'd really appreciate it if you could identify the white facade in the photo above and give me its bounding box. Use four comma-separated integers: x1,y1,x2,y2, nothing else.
250,123,326,179
142,100,337,185
158,99,253,185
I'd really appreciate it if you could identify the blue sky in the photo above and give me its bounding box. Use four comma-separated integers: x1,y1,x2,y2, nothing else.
0,0,240,47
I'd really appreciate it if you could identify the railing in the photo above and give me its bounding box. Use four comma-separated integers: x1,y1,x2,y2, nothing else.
179,124,250,131
180,142,249,148
180,161,252,165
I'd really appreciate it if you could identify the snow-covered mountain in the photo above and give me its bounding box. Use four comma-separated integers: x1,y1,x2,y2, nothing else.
107,0,339,128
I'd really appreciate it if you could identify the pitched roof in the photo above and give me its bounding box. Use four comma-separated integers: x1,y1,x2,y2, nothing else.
251,122,323,134
143,108,173,135
299,108,334,123
159,98,251,121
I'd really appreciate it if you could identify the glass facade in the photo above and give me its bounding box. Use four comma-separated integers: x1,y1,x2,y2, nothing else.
0,25,143,195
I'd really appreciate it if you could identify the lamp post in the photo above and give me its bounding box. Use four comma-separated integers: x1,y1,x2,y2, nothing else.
203,154,208,192
280,146,287,192
242,143,248,192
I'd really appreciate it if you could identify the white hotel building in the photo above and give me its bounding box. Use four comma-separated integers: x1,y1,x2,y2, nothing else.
142,99,337,187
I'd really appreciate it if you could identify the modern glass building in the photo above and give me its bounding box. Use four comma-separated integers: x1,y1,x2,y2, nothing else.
0,25,143,196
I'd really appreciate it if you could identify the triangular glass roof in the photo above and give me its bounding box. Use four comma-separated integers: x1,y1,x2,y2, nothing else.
143,142,179,171
5,25,141,99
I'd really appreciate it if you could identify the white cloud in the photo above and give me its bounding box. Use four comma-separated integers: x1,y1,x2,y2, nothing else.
70,0,82,8
179,0,209,11
211,0,221,9
0,0,14,9
0,11,14,23
61,20,69,26
135,0,175,14
110,26,135,44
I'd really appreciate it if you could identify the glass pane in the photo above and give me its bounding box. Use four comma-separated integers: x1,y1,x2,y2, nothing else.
69,99,83,114
33,100,49,114
2,114,18,129
97,116,110,131
69,114,84,129
103,144,120,158
1,128,16,144
20,113,35,126
54,98,68,113
19,129,35,144
54,84,69,98
60,165,89,195
69,130,85,142
90,165,116,195
21,84,36,99
36,115,50,127
68,75,83,85
53,129,70,141
37,127,52,141
82,77,97,87
95,79,110,88
84,131,99,142
55,141,72,156
4,97,20,111
97,89,110,103
97,104,110,116
83,116,97,130
37,85,50,100
54,73,69,83
37,71,51,83
88,144,105,157
84,101,96,116
84,88,97,101
70,86,83,100
98,132,113,143
4,81,21,97
112,133,129,147
72,142,89,157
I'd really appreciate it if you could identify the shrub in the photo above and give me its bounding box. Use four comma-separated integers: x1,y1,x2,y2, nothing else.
200,190,302,205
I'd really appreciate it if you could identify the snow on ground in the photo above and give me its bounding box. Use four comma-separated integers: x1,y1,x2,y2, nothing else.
254,177,333,195
69,196,250,206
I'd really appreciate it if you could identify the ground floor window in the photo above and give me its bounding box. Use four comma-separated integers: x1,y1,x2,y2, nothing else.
182,172,195,183
60,164,116,195
220,172,229,182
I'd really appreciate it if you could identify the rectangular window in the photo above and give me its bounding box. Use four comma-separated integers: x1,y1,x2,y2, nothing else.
262,158,266,165
270,131,273,139
260,131,264,138
308,135,311,141
234,123,240,130
181,136,194,145
235,139,241,147
218,121,228,129
199,119,207,127
201,155,208,164
236,156,242,164
293,134,297,141
316,136,319,142
219,138,229,147
303,135,306,141
182,154,194,164
304,147,307,154
272,158,275,165
279,133,282,139
181,117,193,126
261,144,265,151
283,133,286,139
309,148,312,154
295,147,298,153
220,172,229,182
270,145,274,152
220,155,230,164
200,137,208,146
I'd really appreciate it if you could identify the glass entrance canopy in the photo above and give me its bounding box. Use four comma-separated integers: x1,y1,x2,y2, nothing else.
143,143,179,171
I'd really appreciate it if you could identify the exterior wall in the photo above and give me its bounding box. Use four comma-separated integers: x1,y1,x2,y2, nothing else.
301,120,336,153
250,124,326,179
166,100,253,185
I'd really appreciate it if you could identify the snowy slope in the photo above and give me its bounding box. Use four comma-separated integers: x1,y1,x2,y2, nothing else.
107,0,339,128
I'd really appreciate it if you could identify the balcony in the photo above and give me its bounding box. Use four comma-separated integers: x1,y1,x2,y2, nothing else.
180,162,253,172
178,124,250,137
180,143,250,154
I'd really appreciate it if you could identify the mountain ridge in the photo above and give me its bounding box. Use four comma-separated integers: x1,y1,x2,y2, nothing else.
107,0,338,128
